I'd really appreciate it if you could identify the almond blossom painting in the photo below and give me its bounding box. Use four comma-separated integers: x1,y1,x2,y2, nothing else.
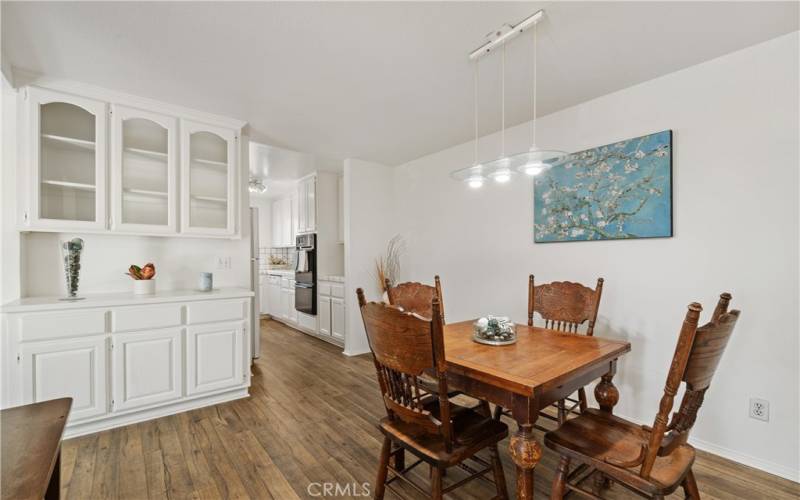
534,130,672,242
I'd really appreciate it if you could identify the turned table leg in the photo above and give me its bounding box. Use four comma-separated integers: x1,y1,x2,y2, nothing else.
509,423,542,500
594,366,620,414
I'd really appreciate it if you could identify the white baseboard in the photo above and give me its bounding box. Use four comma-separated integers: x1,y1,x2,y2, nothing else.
689,436,799,483
612,412,799,483
63,388,249,439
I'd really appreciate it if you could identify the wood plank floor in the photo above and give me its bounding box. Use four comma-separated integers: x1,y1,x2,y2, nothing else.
60,319,799,499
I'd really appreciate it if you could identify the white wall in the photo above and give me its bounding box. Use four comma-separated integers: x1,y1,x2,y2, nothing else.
393,32,799,480
0,67,20,303
343,158,395,356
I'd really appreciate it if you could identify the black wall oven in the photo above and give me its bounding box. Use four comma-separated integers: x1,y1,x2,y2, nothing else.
294,233,316,315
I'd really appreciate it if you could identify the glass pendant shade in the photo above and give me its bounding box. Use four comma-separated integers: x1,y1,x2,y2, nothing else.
510,146,568,176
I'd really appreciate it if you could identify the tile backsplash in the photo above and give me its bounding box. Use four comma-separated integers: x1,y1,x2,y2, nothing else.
260,247,296,272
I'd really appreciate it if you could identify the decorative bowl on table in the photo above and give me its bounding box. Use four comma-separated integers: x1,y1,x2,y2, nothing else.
472,316,517,346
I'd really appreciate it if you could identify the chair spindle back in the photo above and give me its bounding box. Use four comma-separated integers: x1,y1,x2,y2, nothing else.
357,288,453,447
640,293,740,478
385,276,445,323
528,275,604,334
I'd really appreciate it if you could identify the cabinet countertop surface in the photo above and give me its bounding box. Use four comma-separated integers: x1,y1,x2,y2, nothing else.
1,287,254,313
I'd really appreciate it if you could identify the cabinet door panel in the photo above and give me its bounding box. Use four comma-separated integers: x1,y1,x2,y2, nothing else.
318,296,331,336
331,298,345,341
180,120,237,236
27,87,107,230
306,177,316,232
111,105,178,234
288,290,298,324
21,336,108,422
186,322,244,395
112,328,181,411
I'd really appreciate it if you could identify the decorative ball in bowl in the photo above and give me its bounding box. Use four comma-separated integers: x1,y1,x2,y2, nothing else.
473,316,517,346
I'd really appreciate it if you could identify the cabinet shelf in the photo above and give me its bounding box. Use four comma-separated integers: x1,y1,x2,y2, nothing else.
123,188,168,198
41,180,96,191
191,158,228,169
42,134,95,151
124,147,167,161
190,195,227,204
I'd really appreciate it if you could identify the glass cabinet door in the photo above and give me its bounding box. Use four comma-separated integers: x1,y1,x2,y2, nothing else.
111,105,177,233
28,87,107,229
180,120,237,236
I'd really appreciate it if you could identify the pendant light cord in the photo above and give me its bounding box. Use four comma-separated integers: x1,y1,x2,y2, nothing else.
501,42,506,156
474,61,479,166
532,23,537,148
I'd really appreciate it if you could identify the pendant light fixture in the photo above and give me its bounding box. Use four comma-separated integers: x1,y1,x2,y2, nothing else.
509,20,567,176
451,9,565,187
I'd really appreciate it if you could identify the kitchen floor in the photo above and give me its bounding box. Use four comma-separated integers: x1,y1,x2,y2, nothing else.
58,320,799,499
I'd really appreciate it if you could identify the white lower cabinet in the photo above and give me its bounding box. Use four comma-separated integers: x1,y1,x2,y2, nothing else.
317,280,345,345
3,289,252,437
331,298,345,342
21,336,108,422
186,322,245,395
112,328,182,411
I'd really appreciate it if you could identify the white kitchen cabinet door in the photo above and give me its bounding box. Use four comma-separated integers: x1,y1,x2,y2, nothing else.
111,105,178,234
318,296,331,336
259,277,270,315
331,298,345,342
268,280,281,317
21,336,108,422
296,180,307,234
279,287,290,321
112,328,182,411
25,87,108,231
288,289,298,324
186,322,244,395
180,119,237,236
337,176,344,244
290,194,298,243
306,176,316,232
271,199,282,246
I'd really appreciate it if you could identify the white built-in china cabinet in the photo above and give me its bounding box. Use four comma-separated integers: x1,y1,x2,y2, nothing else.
18,83,245,238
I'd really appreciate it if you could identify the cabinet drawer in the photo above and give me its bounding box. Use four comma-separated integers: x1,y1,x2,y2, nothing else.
17,310,106,342
111,304,182,332
186,299,246,324
318,282,331,297
330,284,345,299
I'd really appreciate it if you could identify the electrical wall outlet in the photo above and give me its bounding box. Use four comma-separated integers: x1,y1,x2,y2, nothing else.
749,398,769,422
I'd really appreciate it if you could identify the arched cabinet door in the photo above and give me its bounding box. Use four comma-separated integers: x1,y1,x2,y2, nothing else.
111,105,178,234
180,120,238,236
25,87,107,230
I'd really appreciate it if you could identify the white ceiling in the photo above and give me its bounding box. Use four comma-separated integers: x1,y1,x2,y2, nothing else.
3,2,798,166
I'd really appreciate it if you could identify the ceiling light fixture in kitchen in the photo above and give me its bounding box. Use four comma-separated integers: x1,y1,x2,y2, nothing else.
248,177,267,194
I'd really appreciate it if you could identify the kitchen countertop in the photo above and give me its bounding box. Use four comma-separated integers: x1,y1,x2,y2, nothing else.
1,287,254,313
262,269,295,276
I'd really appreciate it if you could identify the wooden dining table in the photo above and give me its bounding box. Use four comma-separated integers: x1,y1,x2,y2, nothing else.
443,320,631,500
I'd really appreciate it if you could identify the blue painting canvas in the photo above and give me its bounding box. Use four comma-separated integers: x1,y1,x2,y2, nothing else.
534,130,672,242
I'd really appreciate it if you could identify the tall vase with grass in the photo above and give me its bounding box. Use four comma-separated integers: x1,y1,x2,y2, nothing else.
60,237,85,301
375,235,405,301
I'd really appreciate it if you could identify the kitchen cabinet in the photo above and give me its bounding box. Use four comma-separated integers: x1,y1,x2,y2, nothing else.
318,280,345,345
17,84,244,238
2,289,252,437
180,119,238,237
266,275,281,318
111,105,177,234
20,335,109,423
112,328,182,411
296,174,316,234
24,86,108,231
271,196,295,247
337,175,344,244
186,321,245,395
259,275,270,315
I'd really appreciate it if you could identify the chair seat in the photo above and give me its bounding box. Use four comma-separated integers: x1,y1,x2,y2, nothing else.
544,409,695,495
419,371,462,398
380,401,508,466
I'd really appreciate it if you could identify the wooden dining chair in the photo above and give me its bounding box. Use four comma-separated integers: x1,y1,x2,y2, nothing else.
357,288,509,500
385,276,446,323
494,275,604,427
545,293,740,499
